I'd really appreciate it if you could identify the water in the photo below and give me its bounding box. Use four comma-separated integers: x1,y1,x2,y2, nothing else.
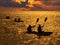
0,11,60,45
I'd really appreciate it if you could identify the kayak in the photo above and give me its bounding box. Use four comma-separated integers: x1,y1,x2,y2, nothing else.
25,31,53,36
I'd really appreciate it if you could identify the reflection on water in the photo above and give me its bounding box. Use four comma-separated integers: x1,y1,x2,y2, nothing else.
0,11,60,45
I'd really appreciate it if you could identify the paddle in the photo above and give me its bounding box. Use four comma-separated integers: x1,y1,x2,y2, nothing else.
33,18,39,27
36,18,39,23
45,17,47,22
33,17,47,27
42,17,48,27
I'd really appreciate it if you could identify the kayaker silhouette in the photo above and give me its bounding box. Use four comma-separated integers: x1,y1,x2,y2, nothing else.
37,17,48,34
14,18,24,22
6,16,10,19
27,17,48,34
38,24,43,34
27,25,35,33
27,25,32,33
27,18,40,34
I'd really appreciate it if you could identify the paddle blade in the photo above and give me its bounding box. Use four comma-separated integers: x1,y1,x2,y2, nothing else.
36,18,39,22
45,17,47,22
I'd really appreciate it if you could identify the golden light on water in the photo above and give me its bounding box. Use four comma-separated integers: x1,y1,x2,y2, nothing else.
0,11,60,45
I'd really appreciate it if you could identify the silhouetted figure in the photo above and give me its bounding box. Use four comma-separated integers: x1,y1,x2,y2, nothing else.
37,24,53,38
14,18,17,22
18,18,24,22
18,18,20,22
27,25,32,33
38,24,42,34
6,16,10,19
14,18,24,22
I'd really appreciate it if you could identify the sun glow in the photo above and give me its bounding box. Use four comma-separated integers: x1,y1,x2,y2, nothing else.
12,0,26,4
12,0,21,3
12,0,34,4
28,0,34,4
26,0,35,7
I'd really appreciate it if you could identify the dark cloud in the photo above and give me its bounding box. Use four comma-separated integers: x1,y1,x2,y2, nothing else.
35,0,60,6
52,2,60,6
0,0,29,7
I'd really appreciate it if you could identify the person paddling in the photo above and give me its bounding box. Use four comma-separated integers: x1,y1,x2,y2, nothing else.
27,25,32,33
37,24,43,34
27,25,35,33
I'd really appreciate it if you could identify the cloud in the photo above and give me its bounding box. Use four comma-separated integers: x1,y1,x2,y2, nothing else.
0,0,60,10
31,0,60,10
0,0,29,7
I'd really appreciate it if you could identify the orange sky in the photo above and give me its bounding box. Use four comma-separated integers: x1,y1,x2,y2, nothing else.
12,0,60,10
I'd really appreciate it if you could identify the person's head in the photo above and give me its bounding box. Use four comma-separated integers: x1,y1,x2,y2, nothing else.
38,24,41,27
29,25,31,27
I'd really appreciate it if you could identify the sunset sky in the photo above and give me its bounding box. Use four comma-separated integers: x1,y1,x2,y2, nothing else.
0,0,60,11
